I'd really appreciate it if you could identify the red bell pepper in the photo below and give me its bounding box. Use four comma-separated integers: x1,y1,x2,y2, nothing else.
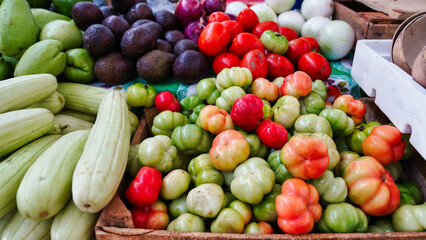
130,200,170,229
275,178,322,234
333,94,366,125
362,125,405,166
125,166,162,207
154,91,181,112
256,119,288,149
280,133,329,180
231,94,263,132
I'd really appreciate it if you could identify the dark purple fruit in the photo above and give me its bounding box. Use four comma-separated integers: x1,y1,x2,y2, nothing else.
120,25,160,58
137,50,176,84
100,6,117,18
155,39,172,53
164,30,185,47
111,0,146,14
83,24,115,57
173,39,199,56
72,2,104,31
125,3,153,24
154,9,178,31
173,50,209,85
94,52,136,85
102,15,130,41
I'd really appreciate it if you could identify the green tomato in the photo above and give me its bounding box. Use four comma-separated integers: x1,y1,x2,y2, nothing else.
0,57,11,80
397,181,423,207
230,158,275,204
238,129,268,158
319,108,355,136
167,213,205,232
210,208,244,233
260,30,289,55
63,48,95,83
126,144,142,177
401,134,415,160
317,202,368,233
171,124,213,156
267,150,292,184
216,67,252,92
196,78,220,105
138,135,180,173
309,170,348,204
294,114,333,138
384,161,402,182
225,191,236,206
151,111,189,137
299,92,326,115
126,83,157,108
228,199,252,225
186,183,227,218
215,86,246,112
160,169,191,200
180,94,206,123
188,153,224,186
367,218,395,232
392,203,426,232
335,136,351,153
273,95,300,129
345,121,381,155
169,195,188,219
252,183,281,223
312,133,340,170
262,99,274,120
311,79,327,100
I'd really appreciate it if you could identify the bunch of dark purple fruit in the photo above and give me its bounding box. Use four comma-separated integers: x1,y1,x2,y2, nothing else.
71,0,210,86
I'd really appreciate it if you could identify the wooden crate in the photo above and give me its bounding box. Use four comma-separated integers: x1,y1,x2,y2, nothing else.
333,0,402,42
95,103,426,240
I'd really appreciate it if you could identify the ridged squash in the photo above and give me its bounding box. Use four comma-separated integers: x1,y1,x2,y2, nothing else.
0,74,57,113
50,200,99,240
0,135,60,218
27,91,65,114
0,108,55,158
72,90,131,213
0,209,15,238
1,211,52,240
16,130,90,221
54,115,93,134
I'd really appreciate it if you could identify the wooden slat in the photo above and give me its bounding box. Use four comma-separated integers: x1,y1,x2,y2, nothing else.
355,0,426,20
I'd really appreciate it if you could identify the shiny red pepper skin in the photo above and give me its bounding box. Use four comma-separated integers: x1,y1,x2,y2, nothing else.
125,166,162,207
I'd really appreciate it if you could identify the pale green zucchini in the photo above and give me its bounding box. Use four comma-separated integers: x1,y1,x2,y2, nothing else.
0,135,61,218
1,211,52,240
16,130,90,221
0,108,55,158
0,74,57,113
56,109,96,123
27,91,65,114
72,90,131,213
50,200,99,240
54,115,93,135
0,209,15,238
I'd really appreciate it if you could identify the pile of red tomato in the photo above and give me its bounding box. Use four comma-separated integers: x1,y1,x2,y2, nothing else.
198,9,331,83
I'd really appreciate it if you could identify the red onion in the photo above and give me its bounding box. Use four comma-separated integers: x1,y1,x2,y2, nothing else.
175,0,204,27
184,19,207,42
202,0,226,14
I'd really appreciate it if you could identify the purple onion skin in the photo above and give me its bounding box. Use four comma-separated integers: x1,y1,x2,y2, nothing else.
184,20,207,42
175,0,204,27
202,0,226,14
226,13,237,20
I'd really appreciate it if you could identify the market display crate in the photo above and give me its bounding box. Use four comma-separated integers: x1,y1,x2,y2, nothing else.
95,106,426,240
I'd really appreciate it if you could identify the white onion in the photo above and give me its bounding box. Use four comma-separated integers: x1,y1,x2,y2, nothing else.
277,10,305,35
224,1,248,17
317,20,355,61
265,0,296,14
250,3,278,23
301,0,334,20
301,16,331,38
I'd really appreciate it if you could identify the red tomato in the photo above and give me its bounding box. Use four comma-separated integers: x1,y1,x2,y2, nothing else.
299,36,320,52
198,22,231,57
212,52,241,75
278,27,299,41
208,11,231,23
229,32,265,58
155,91,181,112
252,21,279,38
221,20,244,42
326,85,342,103
266,53,294,79
284,38,311,65
130,200,169,229
237,8,259,32
256,119,288,149
240,49,268,80
298,52,331,81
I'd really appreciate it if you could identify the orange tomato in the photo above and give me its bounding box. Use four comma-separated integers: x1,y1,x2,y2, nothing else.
251,78,280,102
196,105,235,135
280,71,312,99
333,94,366,125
